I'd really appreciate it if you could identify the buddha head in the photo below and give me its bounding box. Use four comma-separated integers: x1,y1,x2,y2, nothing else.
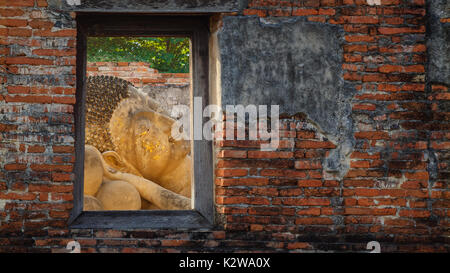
109,89,191,182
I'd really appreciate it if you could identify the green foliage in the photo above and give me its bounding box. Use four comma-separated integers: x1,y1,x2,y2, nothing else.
87,37,190,73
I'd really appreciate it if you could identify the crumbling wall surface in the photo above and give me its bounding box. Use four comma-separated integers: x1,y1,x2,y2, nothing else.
0,0,77,253
426,0,450,241
0,0,449,253
427,0,450,85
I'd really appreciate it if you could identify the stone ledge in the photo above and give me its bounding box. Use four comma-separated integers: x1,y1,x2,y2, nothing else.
49,0,241,13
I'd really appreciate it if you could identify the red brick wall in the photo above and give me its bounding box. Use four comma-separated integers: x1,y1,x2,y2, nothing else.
87,62,190,88
0,0,448,253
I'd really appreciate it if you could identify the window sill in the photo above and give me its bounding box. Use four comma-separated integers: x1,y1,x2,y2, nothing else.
69,210,213,229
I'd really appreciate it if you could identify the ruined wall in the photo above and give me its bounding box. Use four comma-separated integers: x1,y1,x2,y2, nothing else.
87,62,190,88
0,0,448,253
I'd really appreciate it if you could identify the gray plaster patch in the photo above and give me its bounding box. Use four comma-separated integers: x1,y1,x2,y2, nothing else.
427,0,450,85
218,16,357,176
48,0,240,13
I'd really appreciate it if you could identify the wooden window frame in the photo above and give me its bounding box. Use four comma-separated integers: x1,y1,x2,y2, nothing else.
69,14,213,229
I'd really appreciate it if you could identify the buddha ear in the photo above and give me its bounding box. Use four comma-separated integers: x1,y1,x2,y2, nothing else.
156,114,175,134
102,151,143,177
102,151,126,171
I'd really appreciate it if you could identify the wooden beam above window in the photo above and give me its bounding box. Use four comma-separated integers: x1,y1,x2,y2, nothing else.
49,0,241,14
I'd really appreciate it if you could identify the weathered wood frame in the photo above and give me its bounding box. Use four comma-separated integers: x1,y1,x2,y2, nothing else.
69,14,213,229
49,0,241,14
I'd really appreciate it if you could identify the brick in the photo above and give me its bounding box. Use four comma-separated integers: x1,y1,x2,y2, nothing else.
216,178,268,186
52,146,74,153
353,103,376,111
404,171,429,180
355,131,389,140
431,142,450,150
298,179,322,187
344,44,368,53
7,86,30,94
28,19,54,29
0,192,36,201
0,0,34,7
243,9,267,17
51,172,72,182
379,65,425,73
350,160,370,168
8,27,32,37
318,8,335,15
0,123,18,132
5,95,52,103
32,49,76,56
36,0,47,7
292,8,319,16
297,208,321,216
0,19,27,27
33,29,76,37
6,57,53,65
296,130,315,139
52,96,76,104
218,150,247,158
28,184,73,193
27,145,45,153
378,26,425,35
30,164,72,172
215,169,248,177
399,210,430,218
344,207,397,216
295,140,336,149
216,196,270,205
260,169,307,178
345,35,375,43
282,198,330,206
248,151,293,159
295,217,333,225
286,242,311,249
342,16,379,24
0,8,25,17
4,163,27,171
295,160,322,170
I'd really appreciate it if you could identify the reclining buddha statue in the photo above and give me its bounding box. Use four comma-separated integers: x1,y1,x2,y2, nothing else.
83,75,192,211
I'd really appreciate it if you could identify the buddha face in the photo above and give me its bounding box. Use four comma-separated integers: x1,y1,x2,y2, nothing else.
111,110,190,183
